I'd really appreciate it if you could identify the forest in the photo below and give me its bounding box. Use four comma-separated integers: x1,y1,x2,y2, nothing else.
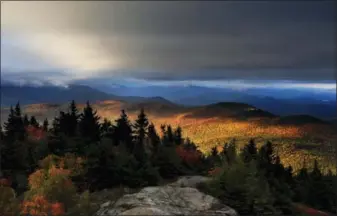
0,100,336,215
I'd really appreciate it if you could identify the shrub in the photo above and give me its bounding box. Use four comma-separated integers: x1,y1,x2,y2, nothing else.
200,158,280,215
21,195,66,216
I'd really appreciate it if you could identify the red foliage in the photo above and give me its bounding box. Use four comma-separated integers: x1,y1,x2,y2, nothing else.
26,126,45,141
176,146,202,164
50,202,65,216
21,195,65,216
293,203,329,216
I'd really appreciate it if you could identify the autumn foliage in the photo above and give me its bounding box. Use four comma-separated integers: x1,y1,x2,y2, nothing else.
176,146,202,164
26,125,46,141
23,155,81,215
21,195,65,216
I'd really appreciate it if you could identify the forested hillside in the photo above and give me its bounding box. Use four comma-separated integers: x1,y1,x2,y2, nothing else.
0,100,336,215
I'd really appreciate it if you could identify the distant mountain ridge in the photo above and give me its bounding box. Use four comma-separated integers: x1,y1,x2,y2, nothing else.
1,83,336,120
0,83,165,107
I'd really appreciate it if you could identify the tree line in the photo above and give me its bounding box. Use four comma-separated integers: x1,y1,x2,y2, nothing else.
0,100,336,215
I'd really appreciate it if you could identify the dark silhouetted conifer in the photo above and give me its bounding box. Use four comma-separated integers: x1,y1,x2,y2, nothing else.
23,114,30,127
114,110,133,152
43,118,49,131
148,123,160,153
30,116,39,128
174,126,183,145
241,139,257,164
79,101,101,142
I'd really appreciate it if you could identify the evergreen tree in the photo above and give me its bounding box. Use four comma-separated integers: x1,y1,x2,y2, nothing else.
257,141,274,177
174,126,183,145
166,125,174,144
30,116,39,128
147,123,160,153
101,118,112,134
2,103,26,172
23,114,30,127
222,140,237,165
114,110,133,152
68,100,80,136
79,101,101,142
43,118,49,131
241,139,257,164
4,103,25,142
211,146,218,157
160,124,168,145
133,109,149,162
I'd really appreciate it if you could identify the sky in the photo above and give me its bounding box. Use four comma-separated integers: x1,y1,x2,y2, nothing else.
1,1,336,90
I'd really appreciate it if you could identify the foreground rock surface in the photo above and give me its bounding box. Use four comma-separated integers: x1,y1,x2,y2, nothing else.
97,176,237,216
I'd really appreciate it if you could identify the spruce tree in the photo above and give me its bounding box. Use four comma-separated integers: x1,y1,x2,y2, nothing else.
101,118,112,134
211,146,218,157
174,126,183,145
79,101,101,142
133,109,149,159
148,123,160,153
241,139,258,164
4,103,25,141
3,106,15,142
30,116,39,128
43,118,49,131
166,125,174,144
23,114,30,127
114,110,133,152
68,100,80,136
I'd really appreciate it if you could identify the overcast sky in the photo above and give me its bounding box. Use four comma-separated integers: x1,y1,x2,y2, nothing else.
1,1,336,85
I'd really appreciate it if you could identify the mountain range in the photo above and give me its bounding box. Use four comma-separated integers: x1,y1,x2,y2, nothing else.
1,82,336,120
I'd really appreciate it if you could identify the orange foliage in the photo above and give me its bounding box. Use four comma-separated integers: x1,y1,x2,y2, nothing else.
28,169,46,189
48,165,71,177
50,202,65,216
21,195,65,216
176,146,202,164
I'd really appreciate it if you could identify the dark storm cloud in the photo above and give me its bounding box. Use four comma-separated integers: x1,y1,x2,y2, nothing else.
1,1,336,81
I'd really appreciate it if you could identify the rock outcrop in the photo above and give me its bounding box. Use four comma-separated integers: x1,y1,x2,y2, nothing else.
96,176,237,216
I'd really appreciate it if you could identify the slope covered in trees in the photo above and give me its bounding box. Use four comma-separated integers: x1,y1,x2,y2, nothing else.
0,100,336,215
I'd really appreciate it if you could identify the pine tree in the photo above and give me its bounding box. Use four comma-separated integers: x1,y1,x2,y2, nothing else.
133,109,149,157
101,118,112,134
222,140,237,165
2,103,26,172
68,100,80,136
174,126,183,145
211,146,218,157
14,102,25,140
166,125,174,144
134,109,149,143
114,110,133,152
79,101,101,142
4,103,25,142
43,118,49,131
3,106,15,142
30,116,39,128
241,139,258,164
147,123,160,153
23,114,30,127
